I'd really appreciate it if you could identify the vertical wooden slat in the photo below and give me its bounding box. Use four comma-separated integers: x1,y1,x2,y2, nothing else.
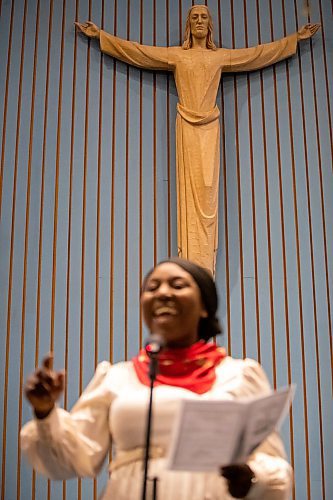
153,0,157,265
33,2,54,499
166,0,171,257
178,0,182,45
50,0,66,355
139,0,143,346
217,0,231,351
94,0,105,370
110,0,118,362
230,0,246,358
16,2,41,499
243,0,261,364
92,3,105,500
255,3,277,388
0,0,15,219
34,0,54,386
124,0,130,361
1,0,28,498
62,1,80,498
107,3,117,473
64,0,79,421
77,1,92,498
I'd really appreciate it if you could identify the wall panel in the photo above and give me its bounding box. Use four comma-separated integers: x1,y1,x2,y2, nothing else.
1,0,332,499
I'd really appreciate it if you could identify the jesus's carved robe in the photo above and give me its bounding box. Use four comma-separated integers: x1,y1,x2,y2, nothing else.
99,32,297,273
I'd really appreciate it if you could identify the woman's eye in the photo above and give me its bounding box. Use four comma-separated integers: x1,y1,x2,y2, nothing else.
173,282,186,289
146,283,159,292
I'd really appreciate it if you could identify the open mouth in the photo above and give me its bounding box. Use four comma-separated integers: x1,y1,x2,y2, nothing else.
153,306,178,318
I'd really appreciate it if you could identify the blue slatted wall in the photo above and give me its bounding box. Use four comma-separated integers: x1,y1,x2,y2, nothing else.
0,0,332,499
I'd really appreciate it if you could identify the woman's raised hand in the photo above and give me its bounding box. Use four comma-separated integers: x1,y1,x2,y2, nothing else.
24,353,65,419
297,23,321,40
74,21,100,39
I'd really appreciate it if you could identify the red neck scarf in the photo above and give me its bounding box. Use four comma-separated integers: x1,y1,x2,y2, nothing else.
132,340,226,394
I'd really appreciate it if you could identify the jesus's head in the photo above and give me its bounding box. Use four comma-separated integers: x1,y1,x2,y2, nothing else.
182,5,217,50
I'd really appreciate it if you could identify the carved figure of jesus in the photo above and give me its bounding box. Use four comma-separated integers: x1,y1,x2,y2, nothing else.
75,5,319,275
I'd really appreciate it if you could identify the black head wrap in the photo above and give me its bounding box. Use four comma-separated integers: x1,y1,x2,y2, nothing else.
142,257,223,341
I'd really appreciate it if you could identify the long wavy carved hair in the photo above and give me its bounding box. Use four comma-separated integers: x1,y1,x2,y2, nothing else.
182,5,217,50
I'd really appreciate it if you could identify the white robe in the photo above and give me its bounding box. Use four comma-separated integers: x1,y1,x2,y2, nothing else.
21,357,292,499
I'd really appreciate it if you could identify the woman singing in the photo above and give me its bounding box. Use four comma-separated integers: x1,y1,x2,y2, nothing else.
21,258,292,499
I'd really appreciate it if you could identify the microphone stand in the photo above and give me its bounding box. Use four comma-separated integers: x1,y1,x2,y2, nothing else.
142,353,159,500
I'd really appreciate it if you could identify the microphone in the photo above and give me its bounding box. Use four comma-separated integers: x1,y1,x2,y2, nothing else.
144,334,165,357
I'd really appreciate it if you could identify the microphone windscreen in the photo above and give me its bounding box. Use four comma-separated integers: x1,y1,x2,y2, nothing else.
144,334,165,356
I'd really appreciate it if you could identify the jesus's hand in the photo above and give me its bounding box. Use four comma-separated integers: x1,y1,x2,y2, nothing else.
297,23,321,40
75,21,100,39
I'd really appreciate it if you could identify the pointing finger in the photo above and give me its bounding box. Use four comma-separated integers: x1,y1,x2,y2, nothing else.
42,352,54,370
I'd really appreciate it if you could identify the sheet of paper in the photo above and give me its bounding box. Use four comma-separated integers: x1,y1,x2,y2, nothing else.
238,385,296,461
166,386,295,472
167,400,245,471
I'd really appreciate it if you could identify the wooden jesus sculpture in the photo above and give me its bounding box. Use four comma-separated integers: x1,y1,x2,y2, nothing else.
75,5,319,275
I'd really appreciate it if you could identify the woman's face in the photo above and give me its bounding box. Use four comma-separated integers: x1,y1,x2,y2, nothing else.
189,6,209,40
141,263,208,347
